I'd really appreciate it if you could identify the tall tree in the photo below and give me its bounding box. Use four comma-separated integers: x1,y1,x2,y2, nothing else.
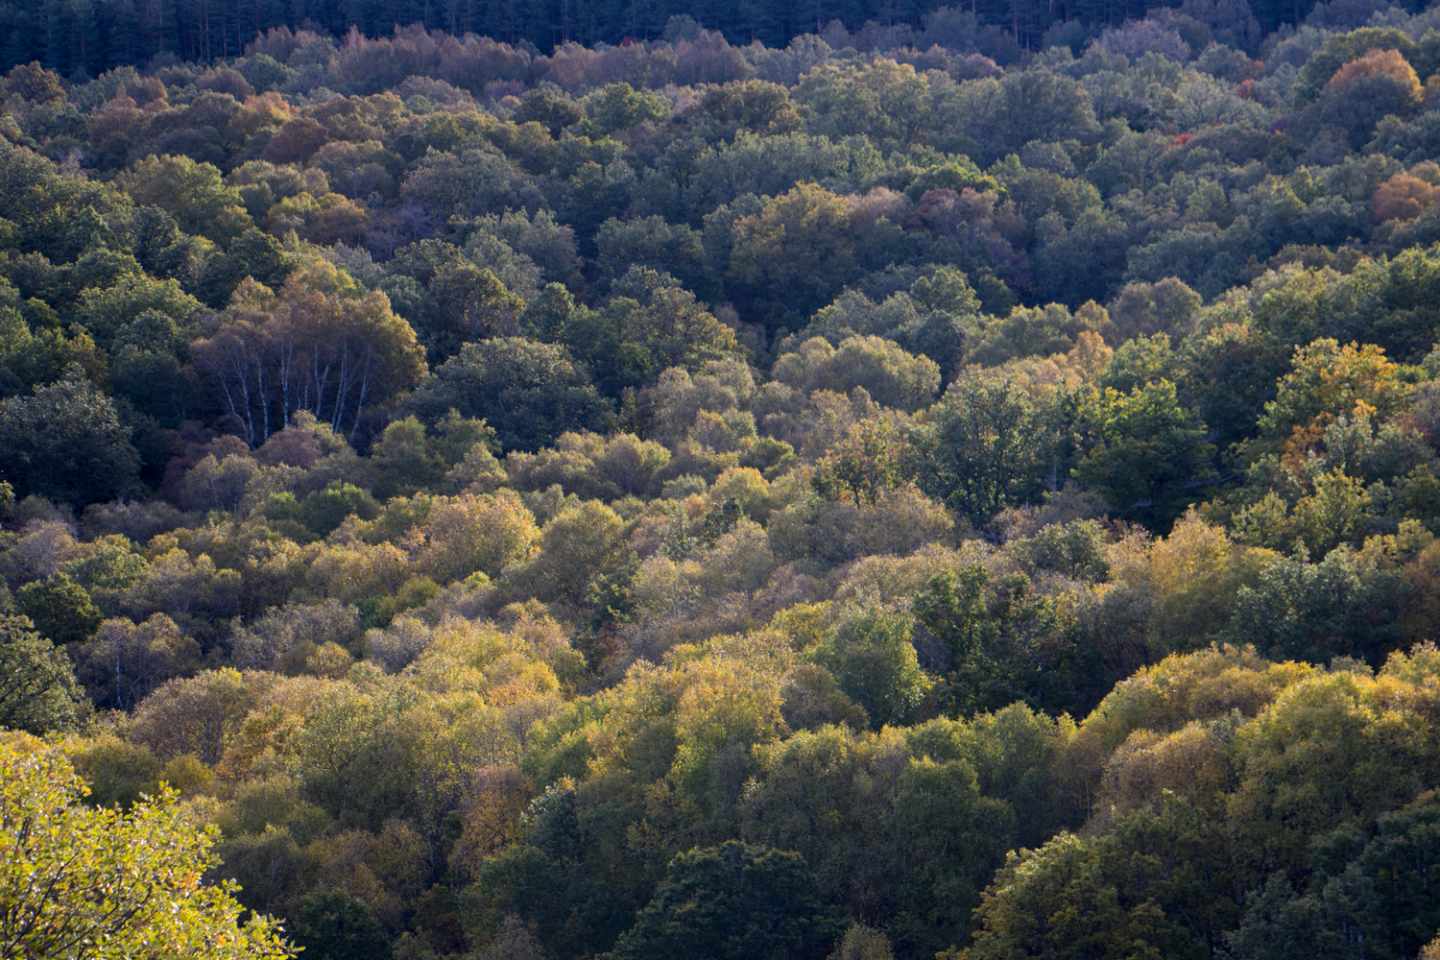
193,260,426,445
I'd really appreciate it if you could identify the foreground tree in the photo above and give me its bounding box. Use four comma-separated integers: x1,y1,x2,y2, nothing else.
0,737,294,960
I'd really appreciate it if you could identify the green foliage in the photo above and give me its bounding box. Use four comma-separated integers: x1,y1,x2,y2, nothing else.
610,842,843,960
1225,796,1440,960
1229,545,1406,663
913,375,1060,527
966,799,1237,960
291,891,391,960
0,738,294,959
1073,380,1215,529
572,268,743,396
814,609,931,727
912,566,1092,715
17,572,101,645
0,613,83,732
812,416,912,506
410,338,613,452
0,374,140,505
300,482,381,536
1,11,1439,960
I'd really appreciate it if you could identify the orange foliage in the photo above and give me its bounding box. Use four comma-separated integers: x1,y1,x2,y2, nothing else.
1372,171,1440,223
1326,47,1422,104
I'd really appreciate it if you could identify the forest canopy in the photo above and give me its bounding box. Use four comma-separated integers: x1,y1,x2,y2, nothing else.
5,1,1440,959
1,0,1366,78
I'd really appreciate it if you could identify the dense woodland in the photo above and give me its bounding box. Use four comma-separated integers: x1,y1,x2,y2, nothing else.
6,1,1440,958
4,0,1407,78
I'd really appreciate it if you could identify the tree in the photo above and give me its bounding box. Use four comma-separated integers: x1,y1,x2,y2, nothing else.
72,272,203,357
193,260,426,446
795,60,930,149
289,891,390,960
1227,668,1440,879
955,68,1100,163
969,302,1108,366
581,83,671,136
409,338,613,452
610,841,843,960
1179,321,1279,453
912,375,1060,527
573,268,742,397
365,417,447,500
1294,27,1417,99
725,183,864,331
814,609,931,727
16,572,101,646
414,259,526,361
0,614,83,733
1109,277,1202,342
125,669,260,766
298,482,381,537
773,336,940,412
0,374,140,506
116,155,252,243
474,914,549,960
813,416,912,506
829,925,894,960
887,755,1015,955
0,738,294,959
965,799,1235,960
1228,546,1405,666
416,491,539,583
910,566,1088,715
1316,48,1422,147
1372,171,1440,225
1073,380,1215,529
73,614,202,711
513,500,629,610
1255,339,1407,452
595,216,708,295
1225,795,1440,960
